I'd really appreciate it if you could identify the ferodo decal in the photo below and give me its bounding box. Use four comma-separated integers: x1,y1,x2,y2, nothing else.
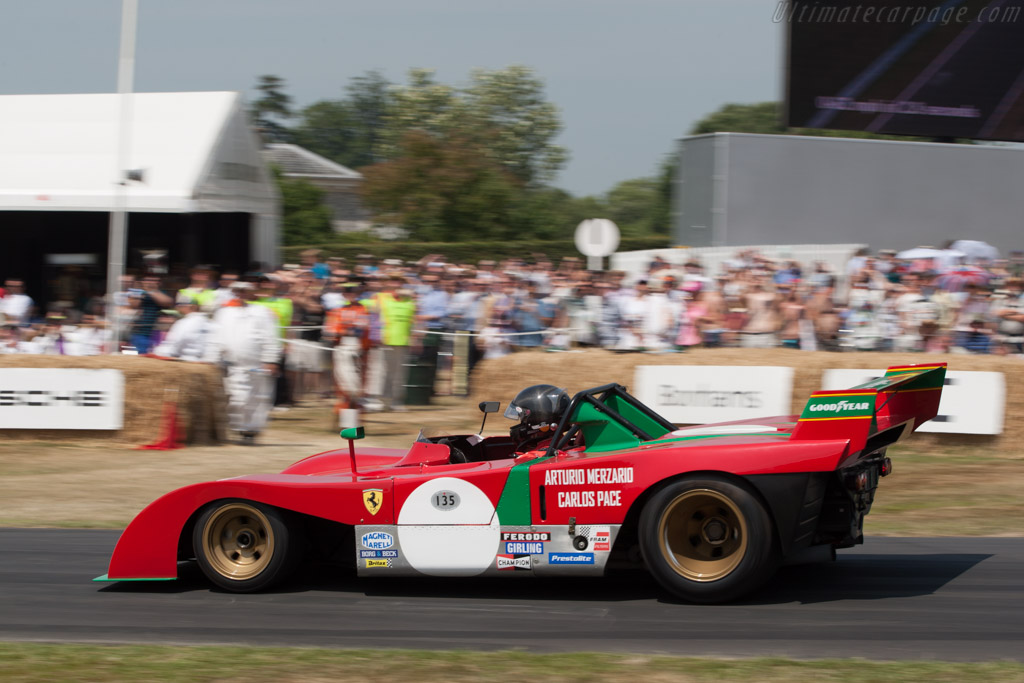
361,531,394,549
544,467,633,485
496,554,531,571
363,488,384,515
501,532,550,542
397,477,500,577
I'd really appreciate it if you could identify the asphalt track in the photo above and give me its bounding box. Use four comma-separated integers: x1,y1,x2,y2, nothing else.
1,529,1022,660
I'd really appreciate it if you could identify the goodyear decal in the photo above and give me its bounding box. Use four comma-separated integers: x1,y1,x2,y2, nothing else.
800,392,875,421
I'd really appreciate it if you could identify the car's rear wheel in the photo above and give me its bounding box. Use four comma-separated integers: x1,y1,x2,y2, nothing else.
193,500,298,592
639,477,776,603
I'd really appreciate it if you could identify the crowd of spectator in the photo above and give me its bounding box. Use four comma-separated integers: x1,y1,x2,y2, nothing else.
3,243,1024,419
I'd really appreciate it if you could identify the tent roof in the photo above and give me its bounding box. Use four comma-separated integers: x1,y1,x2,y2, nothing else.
0,91,278,214
263,143,363,180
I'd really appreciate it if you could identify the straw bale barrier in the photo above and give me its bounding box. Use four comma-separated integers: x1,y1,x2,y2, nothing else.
0,356,225,445
471,348,1024,454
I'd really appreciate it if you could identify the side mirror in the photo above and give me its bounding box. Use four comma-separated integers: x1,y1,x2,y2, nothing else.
478,402,500,434
340,427,365,440
341,426,365,475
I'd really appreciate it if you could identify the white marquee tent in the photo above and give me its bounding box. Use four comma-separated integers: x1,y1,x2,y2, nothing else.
0,91,280,268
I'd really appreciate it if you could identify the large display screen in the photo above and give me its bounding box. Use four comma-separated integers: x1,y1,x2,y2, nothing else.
784,0,1024,140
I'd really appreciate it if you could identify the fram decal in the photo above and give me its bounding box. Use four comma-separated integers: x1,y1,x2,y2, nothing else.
504,542,544,555
557,490,622,508
365,558,393,568
544,467,633,486
500,532,551,542
496,554,531,571
360,531,394,549
359,550,399,559
591,527,611,552
548,552,594,565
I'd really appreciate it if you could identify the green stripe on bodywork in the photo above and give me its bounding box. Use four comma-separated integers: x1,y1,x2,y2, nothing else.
93,574,176,582
495,457,551,525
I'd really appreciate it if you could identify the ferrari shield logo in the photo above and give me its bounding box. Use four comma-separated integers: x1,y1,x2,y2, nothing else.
362,489,384,515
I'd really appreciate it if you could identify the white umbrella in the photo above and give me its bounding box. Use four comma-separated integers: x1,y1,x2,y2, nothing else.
951,240,1000,263
896,247,949,260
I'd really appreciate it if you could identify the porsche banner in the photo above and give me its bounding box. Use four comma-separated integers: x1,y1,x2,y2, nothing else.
0,369,125,430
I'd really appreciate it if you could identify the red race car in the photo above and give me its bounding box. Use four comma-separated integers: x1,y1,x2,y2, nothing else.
97,362,945,603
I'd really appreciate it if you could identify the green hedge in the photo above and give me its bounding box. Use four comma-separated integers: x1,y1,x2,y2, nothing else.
281,236,673,266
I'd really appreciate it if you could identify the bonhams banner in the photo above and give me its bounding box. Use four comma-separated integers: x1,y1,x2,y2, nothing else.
0,369,125,430
634,366,794,425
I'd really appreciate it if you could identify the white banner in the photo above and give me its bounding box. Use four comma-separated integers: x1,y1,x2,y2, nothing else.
0,369,125,430
821,369,1004,435
634,366,794,425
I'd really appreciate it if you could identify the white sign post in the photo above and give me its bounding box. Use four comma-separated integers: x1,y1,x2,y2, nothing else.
575,218,620,271
821,369,1004,435
634,366,794,425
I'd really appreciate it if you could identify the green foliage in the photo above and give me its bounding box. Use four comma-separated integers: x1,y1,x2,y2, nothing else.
250,75,294,143
360,131,519,242
291,71,392,170
273,168,333,245
690,101,943,142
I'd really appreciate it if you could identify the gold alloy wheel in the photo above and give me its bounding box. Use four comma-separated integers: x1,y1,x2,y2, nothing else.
658,488,748,582
201,503,276,581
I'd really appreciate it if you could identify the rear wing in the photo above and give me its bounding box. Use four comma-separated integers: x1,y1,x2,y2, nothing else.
790,363,946,454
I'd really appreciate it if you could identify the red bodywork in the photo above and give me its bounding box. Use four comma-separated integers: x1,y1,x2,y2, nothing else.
104,363,945,580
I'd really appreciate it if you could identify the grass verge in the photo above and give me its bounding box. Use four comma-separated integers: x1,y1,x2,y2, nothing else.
2,644,1023,682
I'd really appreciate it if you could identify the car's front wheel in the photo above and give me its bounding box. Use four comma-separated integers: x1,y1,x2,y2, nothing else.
639,477,776,603
193,500,298,592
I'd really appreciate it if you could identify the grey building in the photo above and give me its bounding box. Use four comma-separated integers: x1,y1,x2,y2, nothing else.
674,133,1024,253
262,143,370,232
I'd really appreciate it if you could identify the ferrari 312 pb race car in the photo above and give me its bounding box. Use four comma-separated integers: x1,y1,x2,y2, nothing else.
97,362,945,603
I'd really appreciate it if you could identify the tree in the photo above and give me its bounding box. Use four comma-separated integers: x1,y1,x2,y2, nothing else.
292,71,394,170
462,65,567,186
251,75,294,143
361,131,518,242
273,167,333,245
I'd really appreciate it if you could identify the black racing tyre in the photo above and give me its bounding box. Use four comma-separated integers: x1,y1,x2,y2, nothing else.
638,476,777,604
193,500,299,592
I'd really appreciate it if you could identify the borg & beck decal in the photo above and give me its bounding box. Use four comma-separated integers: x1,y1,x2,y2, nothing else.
359,550,398,559
361,531,394,549
496,554,531,570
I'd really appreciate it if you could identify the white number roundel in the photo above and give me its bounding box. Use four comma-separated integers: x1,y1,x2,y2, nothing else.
397,477,500,576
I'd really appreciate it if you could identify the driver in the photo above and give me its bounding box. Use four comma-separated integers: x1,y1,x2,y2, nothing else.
505,384,571,452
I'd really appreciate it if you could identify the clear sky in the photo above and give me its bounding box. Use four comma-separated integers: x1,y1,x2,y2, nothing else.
2,0,781,196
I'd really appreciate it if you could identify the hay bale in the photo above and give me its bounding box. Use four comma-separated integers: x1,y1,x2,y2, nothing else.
471,349,1024,453
0,355,225,445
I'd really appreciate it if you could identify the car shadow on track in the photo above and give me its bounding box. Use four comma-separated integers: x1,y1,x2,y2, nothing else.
742,552,992,605
98,552,991,606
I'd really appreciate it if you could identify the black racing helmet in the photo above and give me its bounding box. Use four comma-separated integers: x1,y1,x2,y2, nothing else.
504,384,571,427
